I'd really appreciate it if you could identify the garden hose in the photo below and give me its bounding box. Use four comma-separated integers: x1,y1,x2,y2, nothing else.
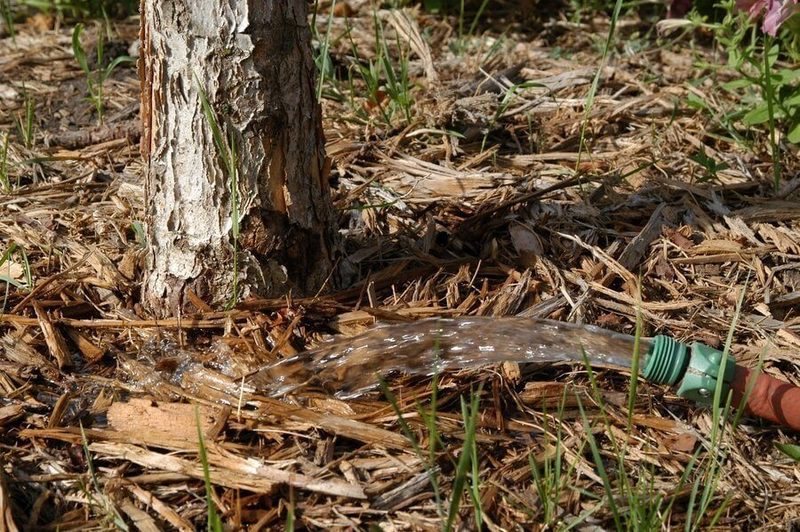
643,336,800,432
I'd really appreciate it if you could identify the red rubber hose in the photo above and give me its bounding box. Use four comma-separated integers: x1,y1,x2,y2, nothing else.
731,364,800,432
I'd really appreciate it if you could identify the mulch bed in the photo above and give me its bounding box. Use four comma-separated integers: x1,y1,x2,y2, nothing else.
1,2,799,529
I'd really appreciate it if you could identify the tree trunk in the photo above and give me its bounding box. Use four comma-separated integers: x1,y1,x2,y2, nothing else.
139,0,339,316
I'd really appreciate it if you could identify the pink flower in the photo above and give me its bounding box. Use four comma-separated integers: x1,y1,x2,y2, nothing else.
736,0,800,35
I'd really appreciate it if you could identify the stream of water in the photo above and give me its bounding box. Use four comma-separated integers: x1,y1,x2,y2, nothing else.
250,317,650,398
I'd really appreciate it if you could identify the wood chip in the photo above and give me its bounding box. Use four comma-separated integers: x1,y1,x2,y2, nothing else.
107,398,220,448
65,328,105,362
90,441,365,499
123,483,194,532
33,301,71,368
0,462,19,532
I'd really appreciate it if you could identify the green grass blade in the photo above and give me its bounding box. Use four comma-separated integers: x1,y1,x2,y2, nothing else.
196,406,224,532
379,379,444,515
104,55,134,77
762,37,781,190
285,487,295,530
575,0,624,170
467,0,490,36
0,0,15,44
72,24,90,75
627,277,644,431
195,77,232,174
444,385,482,532
0,133,9,192
577,394,622,530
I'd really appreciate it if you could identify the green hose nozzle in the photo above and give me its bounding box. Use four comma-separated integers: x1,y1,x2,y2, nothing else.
642,336,689,386
643,336,735,405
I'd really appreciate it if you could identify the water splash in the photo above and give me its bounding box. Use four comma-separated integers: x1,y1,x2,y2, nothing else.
249,317,650,399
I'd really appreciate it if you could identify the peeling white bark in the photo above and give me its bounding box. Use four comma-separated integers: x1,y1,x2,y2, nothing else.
140,0,339,315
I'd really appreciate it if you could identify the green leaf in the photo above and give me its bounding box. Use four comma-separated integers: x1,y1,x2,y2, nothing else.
775,68,800,84
727,47,741,69
722,78,754,91
686,92,707,111
71,24,90,76
783,91,800,108
743,103,770,125
131,221,147,248
690,149,715,170
776,443,800,462
767,44,779,68
788,121,800,144
0,243,17,268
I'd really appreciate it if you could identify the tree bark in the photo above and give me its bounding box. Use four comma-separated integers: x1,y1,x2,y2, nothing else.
139,0,339,316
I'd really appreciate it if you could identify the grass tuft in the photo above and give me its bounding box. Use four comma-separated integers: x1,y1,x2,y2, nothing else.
72,23,133,123
445,384,482,531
